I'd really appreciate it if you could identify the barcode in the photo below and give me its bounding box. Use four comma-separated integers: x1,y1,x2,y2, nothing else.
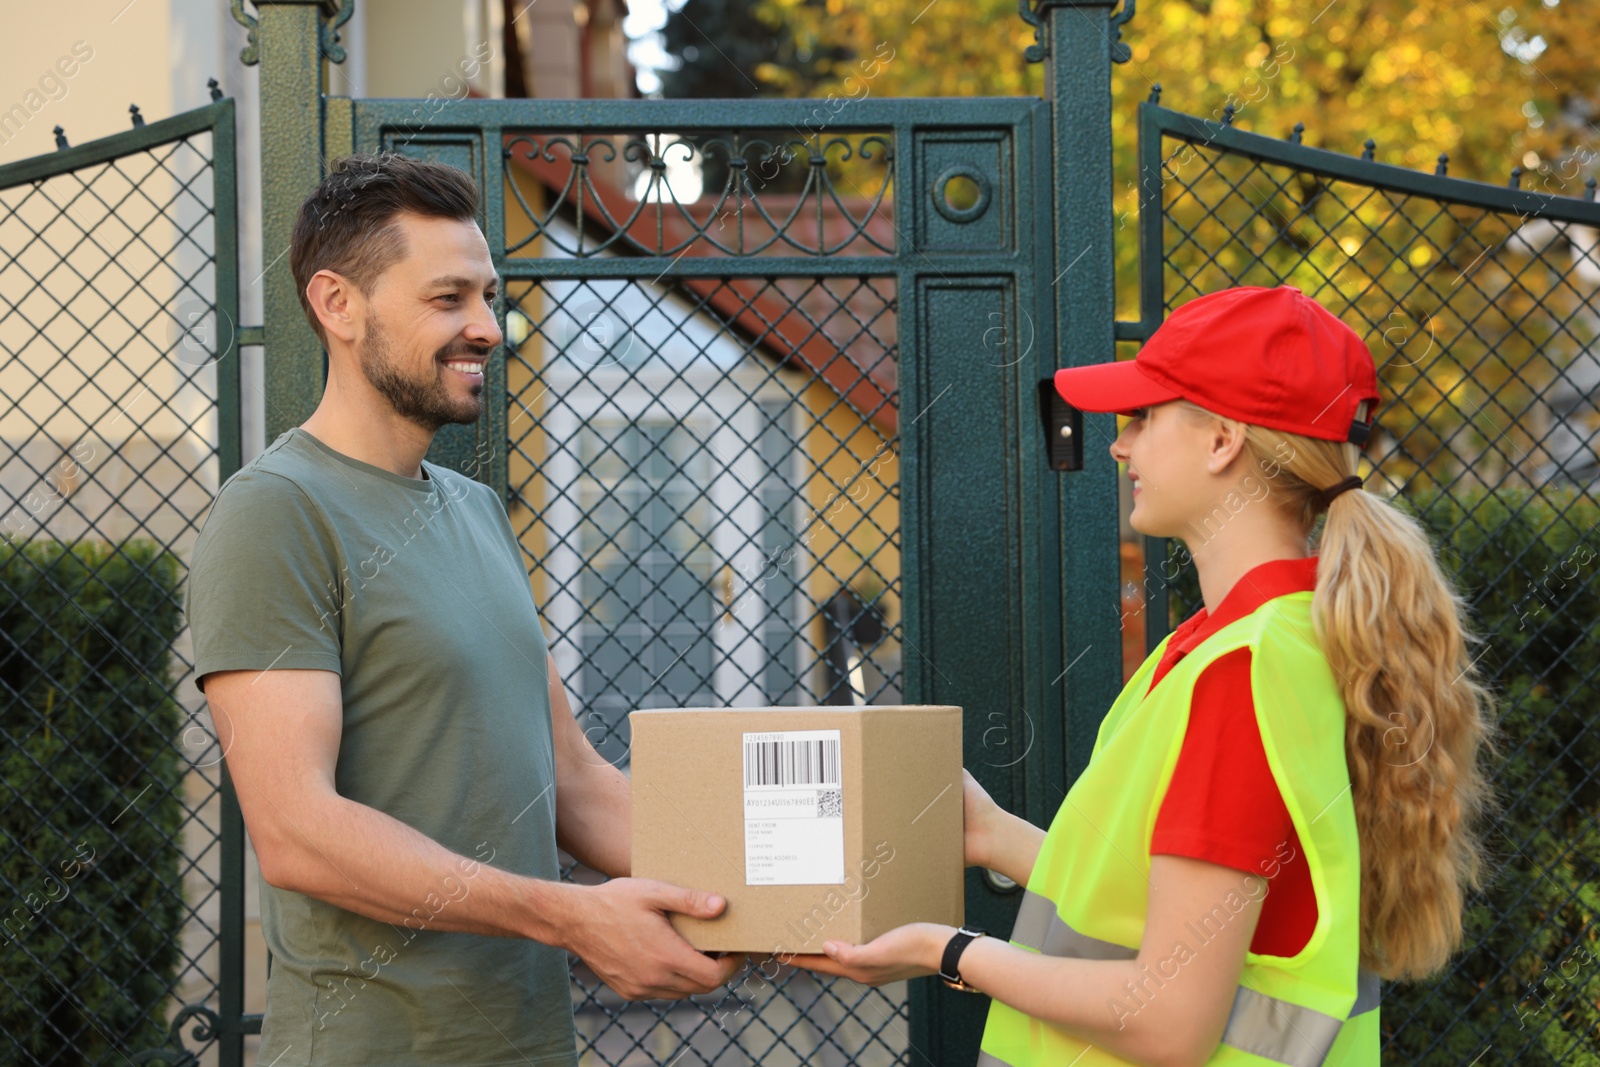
743,738,841,788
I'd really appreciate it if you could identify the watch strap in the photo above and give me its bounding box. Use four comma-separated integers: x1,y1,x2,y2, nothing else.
938,925,987,987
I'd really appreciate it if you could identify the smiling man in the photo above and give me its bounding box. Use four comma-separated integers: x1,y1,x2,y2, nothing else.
185,154,739,1067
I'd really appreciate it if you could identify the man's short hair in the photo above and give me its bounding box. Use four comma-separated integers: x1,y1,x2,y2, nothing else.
289,153,480,344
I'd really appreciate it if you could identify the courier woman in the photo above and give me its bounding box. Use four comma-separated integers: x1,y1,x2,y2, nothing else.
796,286,1494,1067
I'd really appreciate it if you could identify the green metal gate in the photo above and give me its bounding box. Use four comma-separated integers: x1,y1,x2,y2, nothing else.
0,95,247,1064
326,93,1072,1067
1133,97,1600,1063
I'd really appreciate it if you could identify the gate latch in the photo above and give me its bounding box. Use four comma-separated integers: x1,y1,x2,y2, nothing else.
1037,377,1084,472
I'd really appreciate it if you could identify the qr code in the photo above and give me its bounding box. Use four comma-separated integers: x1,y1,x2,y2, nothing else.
818,789,843,818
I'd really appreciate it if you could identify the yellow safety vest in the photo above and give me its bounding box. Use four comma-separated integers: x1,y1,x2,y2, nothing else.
978,591,1380,1066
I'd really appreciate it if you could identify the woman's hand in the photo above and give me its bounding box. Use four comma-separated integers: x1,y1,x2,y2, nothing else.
963,768,1002,870
963,768,1046,886
786,923,952,986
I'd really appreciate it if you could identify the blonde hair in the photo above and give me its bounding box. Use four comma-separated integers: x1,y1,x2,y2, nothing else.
1180,401,1498,981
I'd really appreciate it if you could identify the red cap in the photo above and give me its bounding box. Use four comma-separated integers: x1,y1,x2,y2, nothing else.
1053,286,1380,443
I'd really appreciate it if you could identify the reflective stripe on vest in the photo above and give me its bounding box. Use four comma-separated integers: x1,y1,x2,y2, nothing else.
1005,889,1381,1066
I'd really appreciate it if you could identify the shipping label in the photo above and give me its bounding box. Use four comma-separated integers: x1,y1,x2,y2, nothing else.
742,729,844,885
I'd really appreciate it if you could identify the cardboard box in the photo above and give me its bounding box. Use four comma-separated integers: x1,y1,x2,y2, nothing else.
630,705,965,954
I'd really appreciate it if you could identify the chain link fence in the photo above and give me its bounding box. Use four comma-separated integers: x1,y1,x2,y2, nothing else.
1137,102,1600,1064
0,102,240,1065
498,128,915,1064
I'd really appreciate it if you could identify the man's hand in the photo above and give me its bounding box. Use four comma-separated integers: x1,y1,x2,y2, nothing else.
565,878,744,1000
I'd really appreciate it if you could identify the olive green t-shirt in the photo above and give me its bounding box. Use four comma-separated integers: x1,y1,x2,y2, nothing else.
185,427,578,1067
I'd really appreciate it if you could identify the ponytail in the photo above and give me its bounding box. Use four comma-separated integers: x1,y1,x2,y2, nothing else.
1237,421,1498,981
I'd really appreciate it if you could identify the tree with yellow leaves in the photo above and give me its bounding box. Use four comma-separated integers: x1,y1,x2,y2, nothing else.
746,0,1597,492
758,0,1594,298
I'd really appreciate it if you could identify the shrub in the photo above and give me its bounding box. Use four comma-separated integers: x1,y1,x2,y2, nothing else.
1,539,187,1065
1382,489,1600,1065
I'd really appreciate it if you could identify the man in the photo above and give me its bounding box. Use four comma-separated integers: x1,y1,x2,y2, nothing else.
185,153,740,1067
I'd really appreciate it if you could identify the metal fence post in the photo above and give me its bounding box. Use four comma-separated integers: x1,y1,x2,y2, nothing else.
1035,1,1127,782
227,4,340,1059
255,0,342,440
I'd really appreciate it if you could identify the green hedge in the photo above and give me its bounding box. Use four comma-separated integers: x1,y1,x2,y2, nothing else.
1383,490,1600,1065
1159,488,1600,1062
1,539,187,1065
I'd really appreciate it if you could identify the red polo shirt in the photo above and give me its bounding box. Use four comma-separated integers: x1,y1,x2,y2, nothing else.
1147,555,1321,958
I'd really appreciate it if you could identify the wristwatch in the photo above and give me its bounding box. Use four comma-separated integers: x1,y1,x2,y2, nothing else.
938,925,988,992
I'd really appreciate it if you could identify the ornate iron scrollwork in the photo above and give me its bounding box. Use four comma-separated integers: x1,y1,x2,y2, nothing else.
1107,0,1137,63
228,0,259,66
1020,0,1137,64
127,1004,222,1067
321,0,356,65
1018,0,1048,64
501,132,895,259
229,0,353,66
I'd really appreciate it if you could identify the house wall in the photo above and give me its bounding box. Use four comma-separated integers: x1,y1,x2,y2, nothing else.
0,1,174,166
502,163,553,609
364,0,504,99
800,377,903,668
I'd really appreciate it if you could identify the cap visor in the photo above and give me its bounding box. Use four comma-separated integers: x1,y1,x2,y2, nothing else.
1053,361,1182,414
